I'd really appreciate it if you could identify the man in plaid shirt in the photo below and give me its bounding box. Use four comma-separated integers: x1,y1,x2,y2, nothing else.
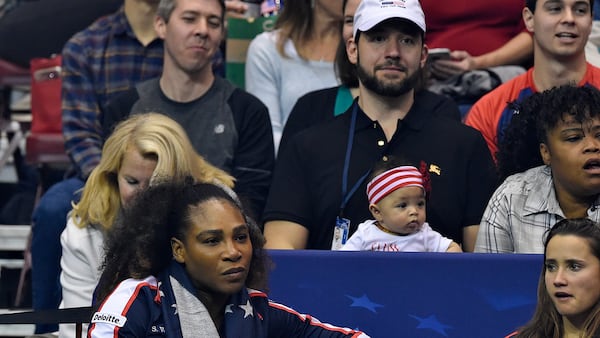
30,0,163,333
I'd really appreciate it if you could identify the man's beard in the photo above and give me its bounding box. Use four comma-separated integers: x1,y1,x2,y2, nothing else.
356,58,421,97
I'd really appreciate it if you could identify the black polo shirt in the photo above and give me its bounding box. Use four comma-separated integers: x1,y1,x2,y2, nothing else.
264,90,497,249
280,86,461,153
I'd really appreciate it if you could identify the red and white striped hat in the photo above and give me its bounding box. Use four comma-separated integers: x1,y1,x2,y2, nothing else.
366,166,423,205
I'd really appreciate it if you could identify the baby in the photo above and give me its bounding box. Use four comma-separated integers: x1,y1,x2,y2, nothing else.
341,157,462,252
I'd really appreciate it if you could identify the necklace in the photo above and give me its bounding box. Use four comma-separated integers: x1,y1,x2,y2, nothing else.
374,221,410,236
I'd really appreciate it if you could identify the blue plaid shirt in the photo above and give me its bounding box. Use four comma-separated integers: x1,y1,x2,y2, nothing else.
61,7,163,178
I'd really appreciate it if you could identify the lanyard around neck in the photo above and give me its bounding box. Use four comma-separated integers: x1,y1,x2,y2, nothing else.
340,102,371,217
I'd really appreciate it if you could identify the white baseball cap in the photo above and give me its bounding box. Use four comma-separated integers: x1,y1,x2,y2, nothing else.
353,0,426,39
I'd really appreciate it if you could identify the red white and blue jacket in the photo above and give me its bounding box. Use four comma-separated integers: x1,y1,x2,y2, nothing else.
88,261,369,338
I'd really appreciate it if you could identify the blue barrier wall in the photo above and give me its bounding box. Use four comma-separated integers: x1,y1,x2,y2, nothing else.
267,250,542,338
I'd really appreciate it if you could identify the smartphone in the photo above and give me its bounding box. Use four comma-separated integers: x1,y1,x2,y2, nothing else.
428,48,451,63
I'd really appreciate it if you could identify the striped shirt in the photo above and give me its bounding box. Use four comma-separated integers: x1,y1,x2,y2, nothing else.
61,7,164,178
475,165,600,253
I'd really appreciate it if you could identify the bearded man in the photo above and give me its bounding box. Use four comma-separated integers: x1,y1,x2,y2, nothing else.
262,0,497,252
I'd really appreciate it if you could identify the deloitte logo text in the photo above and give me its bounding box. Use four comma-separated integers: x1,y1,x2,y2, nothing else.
92,312,127,327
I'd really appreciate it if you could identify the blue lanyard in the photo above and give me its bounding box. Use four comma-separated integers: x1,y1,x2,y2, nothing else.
340,102,371,217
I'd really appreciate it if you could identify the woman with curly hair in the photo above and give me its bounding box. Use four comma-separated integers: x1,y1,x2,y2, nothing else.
475,85,600,254
59,113,234,337
495,96,543,183
506,218,600,338
90,181,370,338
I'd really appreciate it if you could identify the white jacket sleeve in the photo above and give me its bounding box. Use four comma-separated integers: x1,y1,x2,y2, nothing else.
59,217,104,338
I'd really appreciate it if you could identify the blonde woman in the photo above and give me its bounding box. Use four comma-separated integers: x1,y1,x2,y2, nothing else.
58,113,234,337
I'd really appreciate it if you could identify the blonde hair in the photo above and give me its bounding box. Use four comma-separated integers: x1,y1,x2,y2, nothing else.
70,113,234,231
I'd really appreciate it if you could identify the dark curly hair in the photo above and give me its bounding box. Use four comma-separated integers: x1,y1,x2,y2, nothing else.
497,84,600,181
95,180,270,307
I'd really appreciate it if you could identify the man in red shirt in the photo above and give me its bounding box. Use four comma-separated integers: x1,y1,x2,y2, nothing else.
465,0,599,160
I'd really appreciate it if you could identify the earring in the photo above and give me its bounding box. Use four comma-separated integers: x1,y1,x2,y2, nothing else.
311,0,315,9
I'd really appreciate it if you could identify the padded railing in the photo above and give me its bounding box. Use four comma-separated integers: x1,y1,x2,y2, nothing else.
0,250,542,338
0,307,91,338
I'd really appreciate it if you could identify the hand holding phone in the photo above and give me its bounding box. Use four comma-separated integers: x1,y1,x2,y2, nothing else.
427,48,451,63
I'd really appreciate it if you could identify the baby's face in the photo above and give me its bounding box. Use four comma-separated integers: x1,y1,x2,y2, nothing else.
372,186,426,234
